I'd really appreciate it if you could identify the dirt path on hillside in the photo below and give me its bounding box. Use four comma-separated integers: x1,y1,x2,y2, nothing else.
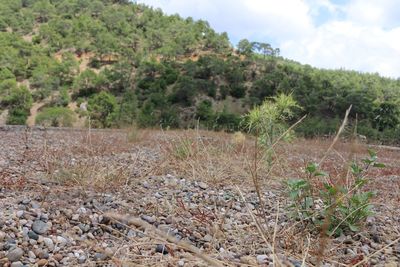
0,109,8,125
26,102,46,126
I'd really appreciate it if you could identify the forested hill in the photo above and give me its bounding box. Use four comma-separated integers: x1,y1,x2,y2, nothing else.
0,0,399,143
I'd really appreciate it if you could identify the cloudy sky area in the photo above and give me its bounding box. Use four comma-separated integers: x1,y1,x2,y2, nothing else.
137,0,400,78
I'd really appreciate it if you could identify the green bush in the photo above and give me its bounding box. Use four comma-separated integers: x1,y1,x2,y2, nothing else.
87,91,117,128
2,86,33,125
35,107,75,127
296,116,341,138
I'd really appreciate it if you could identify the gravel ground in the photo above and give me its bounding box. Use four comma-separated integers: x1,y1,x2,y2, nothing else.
0,127,399,266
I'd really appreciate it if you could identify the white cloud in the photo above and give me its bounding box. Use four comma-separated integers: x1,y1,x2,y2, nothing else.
138,0,400,78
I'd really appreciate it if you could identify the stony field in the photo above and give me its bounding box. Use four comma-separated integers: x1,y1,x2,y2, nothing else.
0,126,399,267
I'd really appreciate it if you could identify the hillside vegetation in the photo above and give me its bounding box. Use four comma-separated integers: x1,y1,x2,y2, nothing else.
0,0,399,143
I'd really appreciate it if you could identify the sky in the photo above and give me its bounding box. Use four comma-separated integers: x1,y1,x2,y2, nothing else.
137,0,400,78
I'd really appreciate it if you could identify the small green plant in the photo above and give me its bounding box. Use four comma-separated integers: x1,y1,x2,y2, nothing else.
286,149,384,236
243,93,300,147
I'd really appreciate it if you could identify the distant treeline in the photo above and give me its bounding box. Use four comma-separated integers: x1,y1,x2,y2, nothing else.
0,0,399,143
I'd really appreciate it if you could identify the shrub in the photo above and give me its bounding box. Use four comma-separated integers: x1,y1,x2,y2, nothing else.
2,86,33,125
243,93,300,146
36,107,75,127
87,91,117,128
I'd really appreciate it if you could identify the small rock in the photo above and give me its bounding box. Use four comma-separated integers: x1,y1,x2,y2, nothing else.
16,211,24,218
198,182,208,190
56,236,68,246
94,253,107,261
10,262,23,267
141,215,156,224
78,255,86,264
203,234,213,242
256,255,269,264
28,231,39,240
7,248,24,262
53,253,63,262
78,223,90,233
37,259,48,266
43,238,54,251
28,250,36,259
104,247,114,258
384,262,397,267
31,201,40,209
178,259,185,266
155,244,168,254
71,214,80,221
32,220,48,235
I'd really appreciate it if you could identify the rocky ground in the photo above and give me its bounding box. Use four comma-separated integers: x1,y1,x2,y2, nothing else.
0,126,399,266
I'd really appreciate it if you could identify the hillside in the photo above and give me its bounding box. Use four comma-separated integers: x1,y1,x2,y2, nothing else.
0,0,399,143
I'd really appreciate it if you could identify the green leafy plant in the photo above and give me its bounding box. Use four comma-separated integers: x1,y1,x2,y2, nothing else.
286,149,384,236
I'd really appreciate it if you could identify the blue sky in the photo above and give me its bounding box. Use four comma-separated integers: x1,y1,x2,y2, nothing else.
137,0,400,78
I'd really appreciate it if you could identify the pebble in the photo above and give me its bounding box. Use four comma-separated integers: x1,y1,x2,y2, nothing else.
56,236,68,246
53,253,64,262
198,182,208,190
28,250,36,259
141,215,156,224
43,237,54,251
37,259,48,266
28,231,39,240
203,234,213,242
94,253,107,261
16,211,24,218
178,259,185,266
10,262,23,267
256,255,269,264
7,248,24,262
32,220,48,235
78,255,87,264
155,244,169,254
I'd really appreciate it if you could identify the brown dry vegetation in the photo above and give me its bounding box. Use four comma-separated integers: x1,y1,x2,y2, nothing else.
0,126,399,266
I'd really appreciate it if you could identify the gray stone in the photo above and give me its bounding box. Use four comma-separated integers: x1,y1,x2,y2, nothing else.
94,253,107,261
16,211,24,218
155,244,168,254
198,182,208,190
28,231,39,240
78,255,87,264
141,215,156,224
43,238,54,251
56,236,67,246
7,248,24,262
78,223,90,233
10,261,23,267
31,201,40,209
28,250,36,259
256,255,269,264
32,220,48,235
203,234,213,242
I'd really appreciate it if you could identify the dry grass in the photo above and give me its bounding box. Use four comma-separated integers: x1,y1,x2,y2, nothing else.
3,125,399,266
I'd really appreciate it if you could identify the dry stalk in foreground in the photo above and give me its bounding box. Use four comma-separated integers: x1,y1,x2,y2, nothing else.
105,213,224,267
